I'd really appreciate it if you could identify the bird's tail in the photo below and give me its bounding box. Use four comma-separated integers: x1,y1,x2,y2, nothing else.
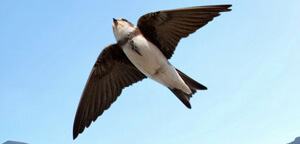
169,69,207,109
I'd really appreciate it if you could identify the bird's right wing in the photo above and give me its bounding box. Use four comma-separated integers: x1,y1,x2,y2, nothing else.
73,44,146,139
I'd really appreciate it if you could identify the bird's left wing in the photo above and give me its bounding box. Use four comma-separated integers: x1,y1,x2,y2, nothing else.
137,5,232,59
73,44,146,139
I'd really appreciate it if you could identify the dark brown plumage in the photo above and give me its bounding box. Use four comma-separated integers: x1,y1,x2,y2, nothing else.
138,5,232,59
73,44,146,139
73,5,231,139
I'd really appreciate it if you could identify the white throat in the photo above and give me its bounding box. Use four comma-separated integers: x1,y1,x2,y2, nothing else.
113,25,136,42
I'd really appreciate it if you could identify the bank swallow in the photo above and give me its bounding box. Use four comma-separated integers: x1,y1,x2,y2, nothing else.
73,5,232,139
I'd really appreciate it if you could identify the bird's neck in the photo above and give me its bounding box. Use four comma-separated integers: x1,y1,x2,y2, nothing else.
117,27,141,46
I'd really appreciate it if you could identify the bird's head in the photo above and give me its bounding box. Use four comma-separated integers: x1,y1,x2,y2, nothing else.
112,18,135,41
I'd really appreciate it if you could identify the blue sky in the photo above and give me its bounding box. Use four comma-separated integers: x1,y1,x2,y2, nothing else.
1,0,299,144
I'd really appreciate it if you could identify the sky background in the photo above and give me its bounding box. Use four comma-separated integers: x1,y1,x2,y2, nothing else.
1,0,299,144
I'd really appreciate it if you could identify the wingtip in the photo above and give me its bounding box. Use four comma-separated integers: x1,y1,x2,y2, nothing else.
73,131,78,140
212,4,232,11
73,119,79,139
216,4,232,12
73,123,81,140
224,4,233,11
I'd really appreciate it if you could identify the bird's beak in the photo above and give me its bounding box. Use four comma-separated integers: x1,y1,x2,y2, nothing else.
112,18,118,27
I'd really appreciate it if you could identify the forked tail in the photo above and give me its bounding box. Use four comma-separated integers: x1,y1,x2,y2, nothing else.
169,69,207,108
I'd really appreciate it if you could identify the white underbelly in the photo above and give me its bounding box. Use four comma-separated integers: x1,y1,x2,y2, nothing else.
122,35,191,94
123,35,166,76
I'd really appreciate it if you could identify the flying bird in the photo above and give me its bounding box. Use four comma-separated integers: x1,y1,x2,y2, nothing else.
73,4,232,139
